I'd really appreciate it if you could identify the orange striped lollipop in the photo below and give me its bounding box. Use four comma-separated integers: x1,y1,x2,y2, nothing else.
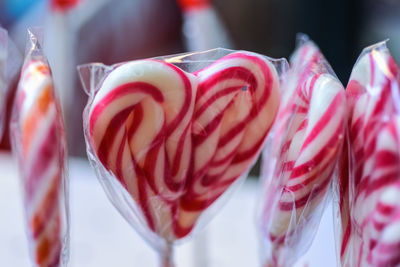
11,59,68,267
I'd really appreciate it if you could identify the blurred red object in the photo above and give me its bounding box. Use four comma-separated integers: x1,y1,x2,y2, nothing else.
177,0,210,10
51,0,80,11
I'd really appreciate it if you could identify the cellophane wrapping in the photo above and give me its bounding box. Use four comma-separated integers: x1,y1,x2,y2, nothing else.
10,29,70,267
338,41,400,267
258,34,347,267
78,48,287,266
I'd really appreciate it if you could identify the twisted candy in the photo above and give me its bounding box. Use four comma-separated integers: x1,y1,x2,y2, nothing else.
260,42,346,267
14,60,66,267
269,73,345,243
346,46,400,267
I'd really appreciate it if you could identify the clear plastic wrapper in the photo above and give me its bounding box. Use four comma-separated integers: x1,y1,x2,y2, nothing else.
258,34,346,267
339,41,400,267
10,29,70,267
78,48,287,266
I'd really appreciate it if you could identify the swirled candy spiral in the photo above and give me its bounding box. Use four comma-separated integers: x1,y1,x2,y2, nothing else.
259,40,346,267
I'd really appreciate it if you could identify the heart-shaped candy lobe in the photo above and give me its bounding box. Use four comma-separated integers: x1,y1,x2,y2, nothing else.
89,59,197,240
14,60,66,267
174,51,280,237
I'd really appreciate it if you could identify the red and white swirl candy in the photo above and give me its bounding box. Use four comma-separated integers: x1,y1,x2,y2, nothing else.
346,46,400,267
269,73,345,242
260,41,346,266
13,60,67,267
88,51,280,241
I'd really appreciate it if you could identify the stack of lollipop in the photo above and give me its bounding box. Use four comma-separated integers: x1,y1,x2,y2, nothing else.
342,42,400,267
259,37,346,267
10,31,68,267
82,49,281,265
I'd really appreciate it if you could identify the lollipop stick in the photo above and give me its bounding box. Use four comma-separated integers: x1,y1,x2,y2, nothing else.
160,242,174,267
193,230,208,267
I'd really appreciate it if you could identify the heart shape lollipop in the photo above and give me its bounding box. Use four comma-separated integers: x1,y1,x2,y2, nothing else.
85,50,280,266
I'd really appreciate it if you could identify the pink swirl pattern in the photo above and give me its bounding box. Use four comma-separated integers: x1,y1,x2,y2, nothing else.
13,60,67,267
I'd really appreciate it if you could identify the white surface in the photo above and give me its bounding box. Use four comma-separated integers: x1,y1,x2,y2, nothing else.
0,152,336,267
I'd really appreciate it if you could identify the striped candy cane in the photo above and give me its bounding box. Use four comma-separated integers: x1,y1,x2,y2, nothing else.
88,59,196,241
12,60,67,267
346,44,400,267
176,51,280,237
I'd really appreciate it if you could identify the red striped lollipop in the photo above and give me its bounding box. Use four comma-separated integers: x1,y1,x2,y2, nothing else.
261,41,346,266
12,60,67,267
176,51,280,237
87,51,280,244
346,44,400,266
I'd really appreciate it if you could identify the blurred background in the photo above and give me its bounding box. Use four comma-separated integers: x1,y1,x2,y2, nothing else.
1,0,400,160
1,0,400,266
